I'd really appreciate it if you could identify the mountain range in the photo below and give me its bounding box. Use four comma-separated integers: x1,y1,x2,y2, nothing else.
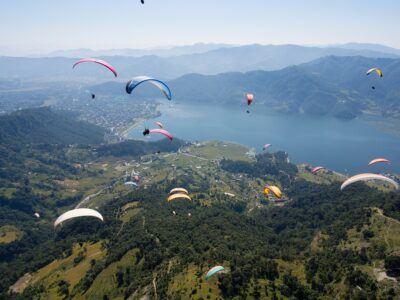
0,44,399,81
93,55,400,120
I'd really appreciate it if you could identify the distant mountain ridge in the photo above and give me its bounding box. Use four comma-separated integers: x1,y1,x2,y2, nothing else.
46,43,234,58
134,55,400,120
0,44,399,81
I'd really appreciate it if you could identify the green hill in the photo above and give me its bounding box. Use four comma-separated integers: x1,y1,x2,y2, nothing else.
0,139,399,299
0,107,104,146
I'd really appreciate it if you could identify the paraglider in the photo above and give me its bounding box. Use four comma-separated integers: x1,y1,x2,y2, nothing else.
368,158,391,166
155,121,163,128
263,185,283,199
224,192,236,197
169,188,189,195
246,94,254,113
54,208,104,228
205,266,225,281
141,0,144,3
149,129,173,140
263,144,271,151
366,68,383,89
312,166,325,173
73,58,118,77
124,181,138,187
167,193,192,202
34,212,40,219
126,76,172,100
366,68,383,77
341,173,399,191
143,128,150,136
91,93,95,99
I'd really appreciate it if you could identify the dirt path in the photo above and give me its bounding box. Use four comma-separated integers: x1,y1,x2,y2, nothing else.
152,276,158,299
75,189,104,209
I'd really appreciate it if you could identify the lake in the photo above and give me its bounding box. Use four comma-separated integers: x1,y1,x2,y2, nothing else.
128,102,400,174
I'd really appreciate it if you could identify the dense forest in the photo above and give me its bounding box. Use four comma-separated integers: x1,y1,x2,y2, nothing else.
0,108,399,299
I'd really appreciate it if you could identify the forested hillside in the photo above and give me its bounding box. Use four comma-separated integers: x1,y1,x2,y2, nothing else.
0,110,399,299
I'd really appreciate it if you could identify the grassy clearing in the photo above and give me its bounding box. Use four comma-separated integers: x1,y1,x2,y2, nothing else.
297,164,343,185
80,249,138,300
168,264,223,300
29,242,105,299
276,260,307,285
341,208,400,254
120,201,142,223
187,141,253,162
0,225,23,244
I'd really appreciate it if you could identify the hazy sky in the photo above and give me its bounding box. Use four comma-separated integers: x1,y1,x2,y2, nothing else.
1,0,400,55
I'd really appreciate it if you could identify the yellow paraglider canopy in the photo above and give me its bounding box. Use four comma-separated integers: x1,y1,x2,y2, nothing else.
167,193,192,202
366,68,383,77
263,185,283,199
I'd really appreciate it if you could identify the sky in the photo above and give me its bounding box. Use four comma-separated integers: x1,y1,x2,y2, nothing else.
1,0,400,55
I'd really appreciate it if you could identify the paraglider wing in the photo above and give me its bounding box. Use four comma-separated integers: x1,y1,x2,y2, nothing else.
124,181,138,186
264,185,283,199
126,76,172,100
155,121,163,128
224,192,236,197
312,166,325,173
263,144,271,150
54,208,104,227
73,58,118,77
366,68,383,77
341,173,399,191
149,129,173,140
206,266,225,280
247,94,254,106
368,158,391,166
169,188,189,195
167,193,192,202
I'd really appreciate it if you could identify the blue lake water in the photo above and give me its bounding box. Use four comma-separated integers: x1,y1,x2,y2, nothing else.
128,102,400,174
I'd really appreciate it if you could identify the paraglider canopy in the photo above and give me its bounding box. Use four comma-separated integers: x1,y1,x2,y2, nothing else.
169,188,189,195
73,58,118,77
206,266,225,280
247,94,254,106
149,129,173,140
341,173,399,191
312,166,325,173
155,121,163,129
368,158,391,166
224,192,235,197
54,208,104,228
263,144,271,151
167,193,192,202
263,185,283,199
366,68,383,77
126,76,172,100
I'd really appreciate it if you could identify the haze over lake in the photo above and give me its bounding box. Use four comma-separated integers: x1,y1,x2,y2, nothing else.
129,102,400,174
